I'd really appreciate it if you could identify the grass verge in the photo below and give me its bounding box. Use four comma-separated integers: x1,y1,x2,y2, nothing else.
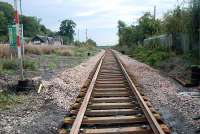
0,59,38,75
0,91,26,110
115,45,199,83
131,46,175,66
0,44,98,57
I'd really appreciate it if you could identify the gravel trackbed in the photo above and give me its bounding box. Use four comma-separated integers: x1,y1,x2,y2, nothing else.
116,51,200,134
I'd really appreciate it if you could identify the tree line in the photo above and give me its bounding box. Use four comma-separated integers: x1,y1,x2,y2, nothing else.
0,2,53,42
117,0,200,56
0,1,97,46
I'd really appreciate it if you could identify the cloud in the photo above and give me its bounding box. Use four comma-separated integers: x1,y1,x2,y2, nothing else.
73,0,177,29
76,10,98,17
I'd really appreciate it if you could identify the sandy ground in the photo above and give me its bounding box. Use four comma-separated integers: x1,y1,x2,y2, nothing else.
116,51,200,134
0,50,104,134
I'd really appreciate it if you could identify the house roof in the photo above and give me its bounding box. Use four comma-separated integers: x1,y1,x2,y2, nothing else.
34,35,48,42
32,35,53,41
31,35,61,43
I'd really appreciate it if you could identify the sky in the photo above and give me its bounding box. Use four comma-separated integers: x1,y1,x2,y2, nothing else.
2,0,178,46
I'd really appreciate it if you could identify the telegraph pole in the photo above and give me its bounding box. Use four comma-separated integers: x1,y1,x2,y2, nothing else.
154,5,156,20
85,27,88,45
86,28,88,42
78,29,80,41
14,0,24,80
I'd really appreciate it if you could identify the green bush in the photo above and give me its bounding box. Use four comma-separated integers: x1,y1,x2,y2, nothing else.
73,44,97,57
0,91,26,109
55,48,73,56
0,92,16,104
23,60,38,70
130,45,173,66
48,62,56,70
1,60,18,70
0,58,38,72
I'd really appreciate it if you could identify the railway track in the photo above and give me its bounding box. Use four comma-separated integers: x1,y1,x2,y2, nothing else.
59,50,170,134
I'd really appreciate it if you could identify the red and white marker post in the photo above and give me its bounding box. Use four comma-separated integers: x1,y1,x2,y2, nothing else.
14,0,21,58
14,0,24,80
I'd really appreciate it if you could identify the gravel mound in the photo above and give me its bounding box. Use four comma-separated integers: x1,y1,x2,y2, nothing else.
41,50,104,111
116,52,200,134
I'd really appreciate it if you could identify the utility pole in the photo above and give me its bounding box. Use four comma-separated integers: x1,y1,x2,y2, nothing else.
86,28,88,42
78,29,80,41
86,27,88,45
14,0,24,80
154,5,156,20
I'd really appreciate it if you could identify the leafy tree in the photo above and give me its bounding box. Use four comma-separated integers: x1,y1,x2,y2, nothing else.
116,0,200,58
40,24,54,36
0,1,54,42
59,19,76,44
0,2,13,24
117,23,137,46
40,25,48,34
0,12,7,35
117,12,162,46
86,39,97,46
0,12,8,42
137,12,162,40
20,16,42,37
0,2,14,42
74,40,84,46
163,7,190,34
117,20,126,45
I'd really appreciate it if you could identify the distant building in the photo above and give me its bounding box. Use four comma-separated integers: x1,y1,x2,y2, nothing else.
31,35,63,45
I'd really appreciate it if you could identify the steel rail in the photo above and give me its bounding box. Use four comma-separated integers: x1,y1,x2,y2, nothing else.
113,50,165,134
62,50,168,134
69,55,105,134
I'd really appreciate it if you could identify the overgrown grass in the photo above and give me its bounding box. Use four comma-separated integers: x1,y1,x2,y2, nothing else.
25,44,98,57
25,45,74,56
131,46,175,66
0,44,98,76
180,52,200,65
0,44,10,59
56,48,74,56
1,59,18,70
0,91,26,110
0,59,18,75
115,44,199,82
0,59,38,75
116,45,175,66
47,62,57,70
73,44,98,57
0,44,98,58
23,59,38,71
